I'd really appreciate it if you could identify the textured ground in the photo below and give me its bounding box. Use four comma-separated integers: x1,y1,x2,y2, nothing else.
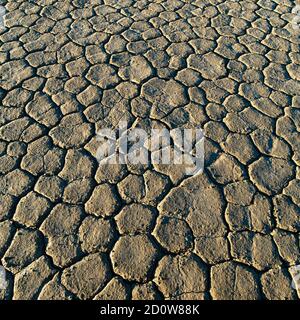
0,0,300,300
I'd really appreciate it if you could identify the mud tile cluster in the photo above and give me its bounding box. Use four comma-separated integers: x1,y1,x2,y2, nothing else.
0,0,300,300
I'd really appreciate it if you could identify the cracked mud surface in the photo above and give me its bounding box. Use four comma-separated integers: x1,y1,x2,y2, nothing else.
1,0,300,300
